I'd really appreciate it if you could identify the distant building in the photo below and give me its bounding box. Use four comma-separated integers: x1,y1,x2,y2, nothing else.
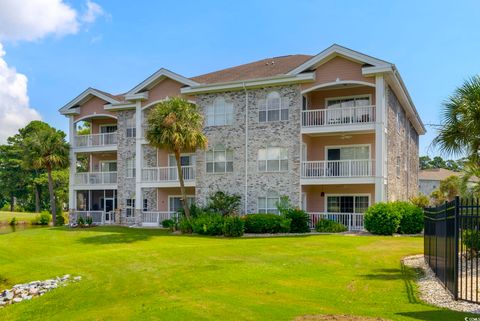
419,168,478,196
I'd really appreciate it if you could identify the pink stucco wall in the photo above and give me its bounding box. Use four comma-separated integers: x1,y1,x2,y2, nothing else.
302,184,375,212
302,133,375,161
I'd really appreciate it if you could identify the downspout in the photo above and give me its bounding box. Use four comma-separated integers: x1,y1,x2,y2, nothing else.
243,82,248,214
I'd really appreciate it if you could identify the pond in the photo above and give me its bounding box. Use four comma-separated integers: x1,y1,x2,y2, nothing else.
0,224,47,235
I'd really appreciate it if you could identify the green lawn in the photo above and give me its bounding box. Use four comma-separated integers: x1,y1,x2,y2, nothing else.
0,211,37,223
0,227,474,321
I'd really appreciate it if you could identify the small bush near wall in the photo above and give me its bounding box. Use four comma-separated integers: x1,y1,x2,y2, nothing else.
315,219,347,233
364,203,401,235
410,194,430,208
178,218,193,234
223,216,244,237
284,209,310,233
244,214,291,234
162,219,175,229
191,213,224,236
393,201,424,234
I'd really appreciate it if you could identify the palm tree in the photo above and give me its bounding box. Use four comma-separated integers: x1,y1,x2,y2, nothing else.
433,75,480,163
145,97,207,219
23,123,69,224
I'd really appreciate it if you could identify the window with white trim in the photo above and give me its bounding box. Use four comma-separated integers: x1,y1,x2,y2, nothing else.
206,97,233,126
126,114,136,137
126,158,136,178
126,199,135,217
258,192,280,214
326,195,369,213
143,199,148,212
169,196,196,212
259,92,288,122
326,96,370,108
206,145,233,173
258,147,288,172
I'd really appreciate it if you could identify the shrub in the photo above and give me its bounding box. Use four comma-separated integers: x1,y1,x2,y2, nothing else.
32,211,52,225
284,208,310,233
223,216,244,237
85,216,93,226
77,216,85,226
410,194,430,208
463,230,480,252
244,214,291,234
178,218,193,234
8,217,17,226
393,201,424,234
55,214,66,226
315,219,347,233
206,191,241,216
162,219,175,229
177,203,205,219
191,213,224,236
364,203,401,235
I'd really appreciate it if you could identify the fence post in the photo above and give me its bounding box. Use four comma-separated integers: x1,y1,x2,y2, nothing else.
453,196,459,300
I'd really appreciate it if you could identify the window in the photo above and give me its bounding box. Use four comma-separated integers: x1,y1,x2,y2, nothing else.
206,97,233,126
126,199,135,217
258,192,280,214
100,125,118,133
259,92,288,122
396,156,401,177
206,145,233,173
100,161,117,172
326,195,369,213
326,96,370,108
126,127,136,138
143,199,148,212
126,158,136,178
258,147,288,172
326,146,370,161
396,106,405,133
169,196,195,212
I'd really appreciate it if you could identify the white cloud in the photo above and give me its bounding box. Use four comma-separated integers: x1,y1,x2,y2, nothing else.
82,0,106,24
0,0,79,42
0,44,41,143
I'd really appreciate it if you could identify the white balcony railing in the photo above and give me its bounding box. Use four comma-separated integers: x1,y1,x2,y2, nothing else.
73,132,118,148
141,166,195,182
141,211,178,226
301,160,375,178
74,172,118,185
72,211,115,225
309,212,364,231
302,106,375,127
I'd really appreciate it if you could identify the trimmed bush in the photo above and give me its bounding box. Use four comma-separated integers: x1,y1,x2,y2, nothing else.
244,214,291,234
32,211,51,225
191,213,224,236
206,191,241,216
393,201,424,234
364,203,401,235
463,230,480,252
178,218,193,233
77,216,85,226
223,216,244,237
55,214,66,226
315,219,347,233
162,219,175,229
284,208,310,233
85,216,93,226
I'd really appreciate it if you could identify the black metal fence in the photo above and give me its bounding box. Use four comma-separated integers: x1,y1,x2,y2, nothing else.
424,197,480,303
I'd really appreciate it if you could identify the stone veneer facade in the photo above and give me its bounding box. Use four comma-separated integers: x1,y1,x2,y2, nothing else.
386,86,420,201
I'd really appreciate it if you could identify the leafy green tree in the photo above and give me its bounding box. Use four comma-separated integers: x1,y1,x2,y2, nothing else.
430,175,463,205
206,191,241,216
0,144,29,211
145,97,207,218
22,122,69,224
433,75,480,163
419,156,432,169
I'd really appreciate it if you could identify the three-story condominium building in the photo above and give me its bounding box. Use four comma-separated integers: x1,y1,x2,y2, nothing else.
59,44,424,229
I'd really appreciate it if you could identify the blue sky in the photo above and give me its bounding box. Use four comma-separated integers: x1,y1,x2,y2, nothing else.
2,0,480,156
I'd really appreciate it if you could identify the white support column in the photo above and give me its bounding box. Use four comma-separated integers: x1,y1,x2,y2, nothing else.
135,101,142,211
375,75,387,203
68,116,76,210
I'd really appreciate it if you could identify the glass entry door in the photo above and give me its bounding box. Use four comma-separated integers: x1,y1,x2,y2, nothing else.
326,196,369,213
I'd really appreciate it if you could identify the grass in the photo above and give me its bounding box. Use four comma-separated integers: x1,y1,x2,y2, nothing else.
0,227,475,321
0,211,38,224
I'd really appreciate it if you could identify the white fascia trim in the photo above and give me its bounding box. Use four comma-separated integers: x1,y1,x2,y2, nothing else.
301,80,375,94
287,44,392,76
59,87,120,115
125,92,149,101
180,73,315,94
61,107,80,115
127,68,199,95
104,103,136,111
362,65,393,75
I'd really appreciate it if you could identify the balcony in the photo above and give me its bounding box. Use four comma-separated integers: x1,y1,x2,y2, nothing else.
73,133,118,150
74,172,118,187
141,166,195,187
301,106,375,134
301,160,375,184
